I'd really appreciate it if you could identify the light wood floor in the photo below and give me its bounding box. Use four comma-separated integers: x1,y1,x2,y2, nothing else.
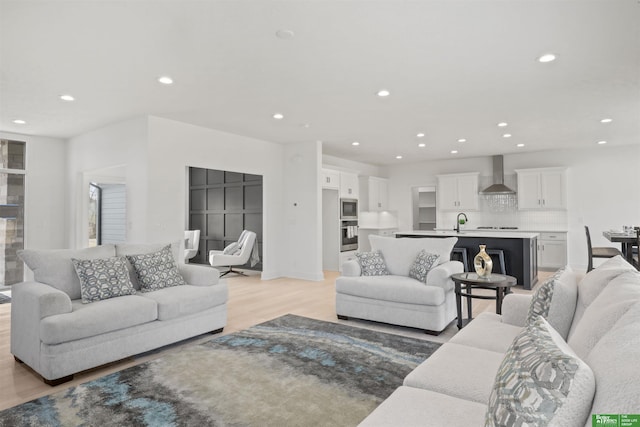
0,270,549,411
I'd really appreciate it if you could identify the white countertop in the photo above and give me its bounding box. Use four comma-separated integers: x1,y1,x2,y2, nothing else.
396,230,540,239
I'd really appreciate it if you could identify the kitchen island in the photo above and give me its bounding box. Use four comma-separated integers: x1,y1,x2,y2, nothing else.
395,230,539,290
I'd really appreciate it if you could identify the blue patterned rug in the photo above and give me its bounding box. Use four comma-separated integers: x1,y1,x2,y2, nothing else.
0,314,440,426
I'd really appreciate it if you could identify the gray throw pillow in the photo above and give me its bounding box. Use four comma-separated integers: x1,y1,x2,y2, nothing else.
485,316,595,427
408,250,440,283
72,256,136,304
355,251,389,276
526,266,577,339
126,245,187,292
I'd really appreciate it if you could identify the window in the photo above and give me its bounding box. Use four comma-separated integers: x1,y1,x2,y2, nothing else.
0,139,26,286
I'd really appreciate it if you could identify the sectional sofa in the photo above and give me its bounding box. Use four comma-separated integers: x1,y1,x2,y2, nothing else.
360,256,640,426
12,243,228,385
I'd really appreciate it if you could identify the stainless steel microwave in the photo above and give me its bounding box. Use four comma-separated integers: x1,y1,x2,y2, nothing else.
340,198,358,220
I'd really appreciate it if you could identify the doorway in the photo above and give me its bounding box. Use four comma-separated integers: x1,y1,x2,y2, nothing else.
89,182,127,246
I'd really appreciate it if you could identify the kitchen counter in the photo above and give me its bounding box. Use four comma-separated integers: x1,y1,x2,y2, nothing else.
396,230,539,290
401,230,539,239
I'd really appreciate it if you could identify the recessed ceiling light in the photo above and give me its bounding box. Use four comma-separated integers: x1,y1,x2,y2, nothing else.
158,76,174,85
273,113,284,120
600,118,613,123
497,122,508,127
503,133,512,138
517,143,525,148
377,89,390,97
60,94,75,101
275,29,295,39
12,119,26,124
538,53,557,63
416,133,425,138
352,141,360,146
451,150,458,154
597,140,607,145
395,155,403,159
418,143,426,148
458,138,467,143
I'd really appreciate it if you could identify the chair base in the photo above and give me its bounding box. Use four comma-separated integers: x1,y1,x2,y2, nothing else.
219,266,248,277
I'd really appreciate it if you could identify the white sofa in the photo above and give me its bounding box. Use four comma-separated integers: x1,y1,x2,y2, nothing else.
12,243,228,385
336,235,463,334
360,256,640,426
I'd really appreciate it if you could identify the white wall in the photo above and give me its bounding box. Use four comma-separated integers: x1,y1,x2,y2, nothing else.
146,116,288,280
0,131,67,250
66,117,149,248
386,144,640,270
283,141,323,281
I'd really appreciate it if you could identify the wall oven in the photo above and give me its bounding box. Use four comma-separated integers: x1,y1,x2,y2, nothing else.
340,198,358,220
341,220,359,252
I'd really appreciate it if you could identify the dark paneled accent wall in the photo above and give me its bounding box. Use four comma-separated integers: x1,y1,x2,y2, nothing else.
188,168,263,270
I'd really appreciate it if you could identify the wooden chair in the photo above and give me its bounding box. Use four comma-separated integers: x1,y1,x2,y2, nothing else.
585,226,622,272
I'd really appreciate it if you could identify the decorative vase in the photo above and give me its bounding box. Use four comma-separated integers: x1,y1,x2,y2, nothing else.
474,245,493,277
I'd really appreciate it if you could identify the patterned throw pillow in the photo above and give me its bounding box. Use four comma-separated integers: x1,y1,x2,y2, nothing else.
355,251,389,276
485,316,595,427
72,256,136,304
525,266,576,339
408,250,440,283
126,245,187,292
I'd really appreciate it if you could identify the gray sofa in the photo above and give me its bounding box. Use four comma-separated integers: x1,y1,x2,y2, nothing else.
360,255,640,426
12,243,228,385
336,235,463,334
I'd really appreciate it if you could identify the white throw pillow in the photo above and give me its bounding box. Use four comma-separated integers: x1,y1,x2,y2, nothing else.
526,266,577,339
223,242,240,255
486,317,595,427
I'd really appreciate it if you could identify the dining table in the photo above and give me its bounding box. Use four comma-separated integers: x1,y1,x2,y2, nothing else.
603,230,638,264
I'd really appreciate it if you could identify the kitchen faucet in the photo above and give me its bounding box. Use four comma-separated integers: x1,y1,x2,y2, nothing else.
455,213,468,233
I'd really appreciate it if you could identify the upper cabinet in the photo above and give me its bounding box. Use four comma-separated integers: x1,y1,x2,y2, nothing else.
321,168,340,190
515,167,567,210
339,171,359,199
359,176,389,211
437,173,479,211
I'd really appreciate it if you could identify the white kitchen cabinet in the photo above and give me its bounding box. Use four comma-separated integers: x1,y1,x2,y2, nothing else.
339,172,359,199
515,168,567,210
437,173,479,211
321,168,340,190
359,176,389,211
537,232,567,269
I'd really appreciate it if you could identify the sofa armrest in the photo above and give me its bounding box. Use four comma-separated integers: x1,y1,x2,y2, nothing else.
426,260,464,292
341,260,361,277
178,264,219,286
501,293,532,327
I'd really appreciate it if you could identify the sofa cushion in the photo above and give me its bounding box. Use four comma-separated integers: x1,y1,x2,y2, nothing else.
486,317,595,427
18,245,117,300
72,256,136,304
570,255,636,336
403,342,505,403
140,284,228,321
355,251,389,276
567,270,640,360
449,312,522,354
126,245,187,292
40,295,158,345
408,250,440,283
369,235,457,276
336,275,445,306
358,386,488,427
525,265,577,339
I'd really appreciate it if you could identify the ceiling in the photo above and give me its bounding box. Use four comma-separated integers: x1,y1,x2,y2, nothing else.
1,0,639,166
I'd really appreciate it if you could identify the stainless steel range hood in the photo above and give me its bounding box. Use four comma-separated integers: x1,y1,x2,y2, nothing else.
479,155,515,195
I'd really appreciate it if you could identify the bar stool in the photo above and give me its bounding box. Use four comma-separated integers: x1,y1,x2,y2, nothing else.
486,249,507,275
585,226,622,272
451,248,470,272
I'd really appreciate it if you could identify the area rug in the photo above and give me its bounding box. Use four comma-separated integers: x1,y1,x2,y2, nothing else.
0,294,10,304
0,314,441,427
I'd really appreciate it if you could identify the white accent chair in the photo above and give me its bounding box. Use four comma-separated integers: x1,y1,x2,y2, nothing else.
184,230,200,263
209,230,258,277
